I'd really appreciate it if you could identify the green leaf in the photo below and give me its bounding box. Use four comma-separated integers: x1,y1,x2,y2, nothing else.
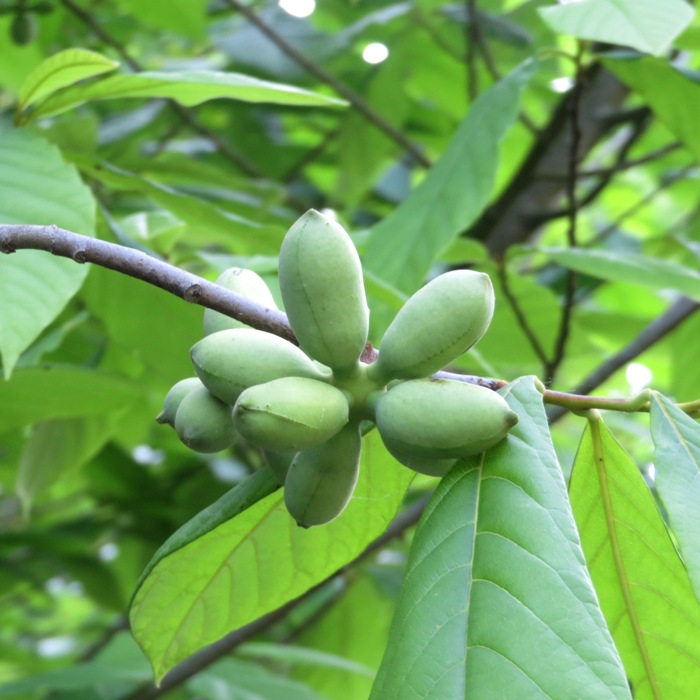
0,127,95,378
370,377,631,700
188,658,327,700
237,642,374,677
543,248,700,301
363,60,538,298
30,70,348,121
570,415,700,699
129,432,413,681
604,56,700,162
0,366,141,431
16,414,122,515
17,48,118,116
649,393,700,601
539,0,695,56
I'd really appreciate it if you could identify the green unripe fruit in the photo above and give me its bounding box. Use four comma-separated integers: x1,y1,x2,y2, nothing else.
368,270,494,383
279,210,369,373
203,267,278,336
156,377,204,426
376,379,518,460
10,12,36,45
174,387,237,453
284,422,361,528
233,377,349,452
191,328,329,405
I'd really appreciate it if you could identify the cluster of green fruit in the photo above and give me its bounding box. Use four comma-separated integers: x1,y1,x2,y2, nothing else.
158,210,518,527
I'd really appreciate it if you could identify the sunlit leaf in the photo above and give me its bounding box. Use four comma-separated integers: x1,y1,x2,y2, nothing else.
31,70,348,121
649,392,700,601
0,127,95,378
17,48,118,115
371,377,631,700
570,416,700,699
130,432,413,680
539,0,694,56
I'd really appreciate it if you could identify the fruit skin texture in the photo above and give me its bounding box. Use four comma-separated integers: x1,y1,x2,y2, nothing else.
174,387,237,453
368,270,494,383
284,422,362,528
376,379,518,460
191,328,329,405
278,210,369,373
203,267,278,336
233,376,350,452
156,377,204,426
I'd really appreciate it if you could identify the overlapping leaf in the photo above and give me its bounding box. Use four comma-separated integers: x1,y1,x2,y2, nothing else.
539,0,694,56
649,393,700,601
570,416,700,699
0,127,95,378
370,377,630,700
130,432,413,681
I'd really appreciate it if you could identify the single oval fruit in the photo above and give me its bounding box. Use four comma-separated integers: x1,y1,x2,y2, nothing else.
156,377,204,426
380,441,457,477
368,270,494,383
376,379,518,460
278,210,369,373
191,328,329,405
174,386,237,453
203,267,278,336
233,377,349,452
10,12,36,45
264,450,296,486
284,422,361,528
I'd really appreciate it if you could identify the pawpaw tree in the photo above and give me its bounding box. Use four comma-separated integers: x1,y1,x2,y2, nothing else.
1,1,700,698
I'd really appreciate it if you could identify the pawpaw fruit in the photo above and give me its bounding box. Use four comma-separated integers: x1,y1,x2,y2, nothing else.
174,386,237,453
156,377,204,426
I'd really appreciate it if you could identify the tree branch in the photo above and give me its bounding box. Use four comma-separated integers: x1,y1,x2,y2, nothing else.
546,296,700,423
120,495,430,700
221,0,430,168
0,224,296,343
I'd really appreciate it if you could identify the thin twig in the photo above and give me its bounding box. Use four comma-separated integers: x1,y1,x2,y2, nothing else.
120,495,430,700
546,296,700,423
496,261,549,368
544,45,584,385
0,224,296,343
221,0,430,168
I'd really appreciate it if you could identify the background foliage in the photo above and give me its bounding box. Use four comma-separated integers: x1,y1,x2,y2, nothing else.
1,0,700,698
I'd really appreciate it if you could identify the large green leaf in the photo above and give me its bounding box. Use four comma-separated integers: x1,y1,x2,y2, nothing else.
604,56,700,162
649,393,700,601
0,366,141,430
370,377,630,700
363,61,537,298
570,416,700,699
543,248,700,302
17,48,118,116
539,0,694,56
0,127,95,378
129,432,413,681
31,70,347,121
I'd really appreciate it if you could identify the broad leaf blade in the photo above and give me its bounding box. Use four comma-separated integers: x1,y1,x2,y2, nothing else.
18,48,118,114
605,56,700,162
649,392,700,601
539,0,694,56
129,432,413,681
570,417,700,699
370,377,631,700
0,127,95,378
543,248,700,302
32,70,347,120
363,61,537,299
